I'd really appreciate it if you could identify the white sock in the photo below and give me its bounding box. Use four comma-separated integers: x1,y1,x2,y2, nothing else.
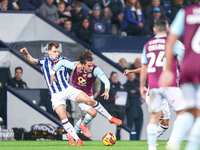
157,124,169,138
185,117,200,150
93,101,112,120
168,112,195,146
74,118,81,134
61,118,79,141
147,124,157,149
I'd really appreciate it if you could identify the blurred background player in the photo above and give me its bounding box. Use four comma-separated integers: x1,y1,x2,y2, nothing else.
124,68,170,142
140,19,186,150
159,0,200,149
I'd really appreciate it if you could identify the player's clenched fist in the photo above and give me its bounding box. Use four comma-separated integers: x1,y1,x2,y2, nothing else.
20,47,28,54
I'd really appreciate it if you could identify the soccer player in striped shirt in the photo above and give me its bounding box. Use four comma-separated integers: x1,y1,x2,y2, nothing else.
20,42,121,146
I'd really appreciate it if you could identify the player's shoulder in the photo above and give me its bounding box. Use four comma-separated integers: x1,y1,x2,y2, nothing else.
60,57,73,62
38,57,47,64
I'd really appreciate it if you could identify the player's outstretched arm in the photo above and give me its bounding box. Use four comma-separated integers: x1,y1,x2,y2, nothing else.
20,47,38,65
123,67,141,75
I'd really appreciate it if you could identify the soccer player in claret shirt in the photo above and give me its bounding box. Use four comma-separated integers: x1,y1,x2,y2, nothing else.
51,50,122,140
124,68,171,142
140,19,186,150
159,1,200,149
20,43,121,146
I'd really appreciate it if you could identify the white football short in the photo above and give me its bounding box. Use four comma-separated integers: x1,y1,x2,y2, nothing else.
148,87,186,113
146,90,170,119
180,83,200,109
77,96,93,116
51,86,82,110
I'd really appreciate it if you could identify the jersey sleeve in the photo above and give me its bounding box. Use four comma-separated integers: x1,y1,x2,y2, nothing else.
169,9,185,37
173,40,185,58
141,46,148,64
54,59,77,71
94,67,110,90
38,58,45,66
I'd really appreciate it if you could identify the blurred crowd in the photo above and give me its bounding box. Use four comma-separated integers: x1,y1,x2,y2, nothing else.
0,0,194,44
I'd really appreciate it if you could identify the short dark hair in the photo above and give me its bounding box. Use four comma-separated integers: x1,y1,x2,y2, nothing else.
48,42,59,50
75,1,82,7
15,67,23,72
154,18,168,32
75,50,94,64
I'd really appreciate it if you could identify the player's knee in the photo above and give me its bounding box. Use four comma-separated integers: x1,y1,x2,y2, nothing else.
87,108,97,118
87,98,96,106
160,119,169,126
58,113,67,120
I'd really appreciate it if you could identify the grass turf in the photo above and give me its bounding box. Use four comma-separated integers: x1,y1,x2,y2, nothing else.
0,140,187,150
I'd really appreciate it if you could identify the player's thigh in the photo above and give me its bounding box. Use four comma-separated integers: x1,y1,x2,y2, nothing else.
180,83,196,109
148,88,163,113
66,86,83,102
51,92,67,110
162,87,186,112
78,96,96,117
161,98,170,119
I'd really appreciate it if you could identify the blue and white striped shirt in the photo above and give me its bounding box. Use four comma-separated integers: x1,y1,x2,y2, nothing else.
38,56,76,94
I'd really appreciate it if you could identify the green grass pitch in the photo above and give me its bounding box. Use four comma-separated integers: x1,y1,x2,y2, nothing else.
0,140,187,150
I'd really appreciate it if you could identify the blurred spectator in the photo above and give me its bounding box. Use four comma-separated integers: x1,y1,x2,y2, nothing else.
81,0,104,10
144,0,165,18
68,1,86,29
0,81,5,120
0,0,8,11
89,3,112,34
39,0,61,24
22,0,44,11
54,0,72,12
76,17,94,44
144,7,171,37
169,0,185,21
97,71,127,140
130,58,141,78
63,20,76,35
120,0,145,36
57,1,69,25
124,72,143,140
8,0,29,10
139,0,151,9
8,67,27,88
103,0,125,24
118,58,127,69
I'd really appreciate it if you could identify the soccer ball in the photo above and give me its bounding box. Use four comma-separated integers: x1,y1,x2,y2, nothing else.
102,132,116,146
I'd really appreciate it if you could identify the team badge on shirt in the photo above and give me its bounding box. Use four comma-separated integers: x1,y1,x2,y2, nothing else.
88,73,92,78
